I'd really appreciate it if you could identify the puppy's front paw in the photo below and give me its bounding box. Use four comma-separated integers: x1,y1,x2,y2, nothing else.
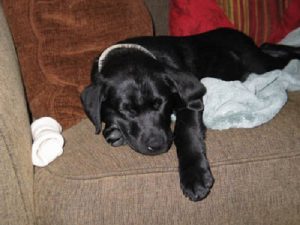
180,165,214,201
103,125,126,147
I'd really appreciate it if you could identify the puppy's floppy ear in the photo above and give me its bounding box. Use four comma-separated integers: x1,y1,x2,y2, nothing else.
163,66,206,111
81,56,105,134
81,84,104,134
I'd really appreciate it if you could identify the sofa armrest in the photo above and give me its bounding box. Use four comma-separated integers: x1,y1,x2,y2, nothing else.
0,4,34,225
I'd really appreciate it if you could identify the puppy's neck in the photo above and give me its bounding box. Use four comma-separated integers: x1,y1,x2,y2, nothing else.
98,44,156,72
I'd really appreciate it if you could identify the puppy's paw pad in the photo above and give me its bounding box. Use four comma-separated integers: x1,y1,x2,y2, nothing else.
202,172,214,188
181,182,210,201
180,167,214,201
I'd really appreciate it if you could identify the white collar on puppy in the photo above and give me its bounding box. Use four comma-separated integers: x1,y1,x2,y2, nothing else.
98,43,156,72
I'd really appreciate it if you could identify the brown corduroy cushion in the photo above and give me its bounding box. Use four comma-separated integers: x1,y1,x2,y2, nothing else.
34,92,300,224
2,0,153,129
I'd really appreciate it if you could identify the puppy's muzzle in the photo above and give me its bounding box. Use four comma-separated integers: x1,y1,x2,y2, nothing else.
144,134,165,152
138,130,173,155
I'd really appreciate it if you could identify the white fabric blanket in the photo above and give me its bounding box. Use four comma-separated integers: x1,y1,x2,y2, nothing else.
202,28,300,130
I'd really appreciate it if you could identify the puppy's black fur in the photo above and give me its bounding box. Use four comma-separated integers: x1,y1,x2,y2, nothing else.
81,28,300,201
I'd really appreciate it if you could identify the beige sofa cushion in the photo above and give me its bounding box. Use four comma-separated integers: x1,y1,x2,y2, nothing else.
34,92,300,225
0,4,34,225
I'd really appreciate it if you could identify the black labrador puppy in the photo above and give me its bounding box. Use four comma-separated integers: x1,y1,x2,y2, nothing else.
81,28,300,201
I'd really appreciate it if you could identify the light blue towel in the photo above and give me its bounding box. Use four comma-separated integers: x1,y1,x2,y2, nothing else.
201,28,300,130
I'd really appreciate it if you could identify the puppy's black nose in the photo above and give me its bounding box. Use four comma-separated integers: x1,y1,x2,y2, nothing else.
147,146,154,151
146,136,164,152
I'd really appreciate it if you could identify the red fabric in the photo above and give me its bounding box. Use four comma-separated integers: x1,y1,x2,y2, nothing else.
269,0,300,42
169,0,300,44
169,0,234,36
244,1,281,45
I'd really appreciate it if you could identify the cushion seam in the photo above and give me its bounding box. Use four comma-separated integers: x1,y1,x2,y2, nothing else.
39,151,300,181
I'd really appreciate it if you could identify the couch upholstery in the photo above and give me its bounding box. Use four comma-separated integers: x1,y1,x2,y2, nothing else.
34,103,300,224
1,1,300,225
2,0,152,129
0,5,34,224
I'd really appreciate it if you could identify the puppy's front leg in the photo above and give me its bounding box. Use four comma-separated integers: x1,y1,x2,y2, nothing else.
174,109,214,201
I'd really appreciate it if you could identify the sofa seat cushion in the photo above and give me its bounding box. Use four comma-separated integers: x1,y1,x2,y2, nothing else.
34,92,300,225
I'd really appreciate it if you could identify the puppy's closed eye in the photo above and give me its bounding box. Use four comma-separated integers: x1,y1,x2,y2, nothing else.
121,98,163,115
121,103,138,117
152,98,162,110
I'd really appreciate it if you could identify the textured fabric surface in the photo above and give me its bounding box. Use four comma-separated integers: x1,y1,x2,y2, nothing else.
202,59,300,129
169,0,235,37
170,0,300,45
269,0,300,43
144,0,169,35
216,0,292,44
35,158,300,225
0,4,34,225
2,0,153,129
34,92,300,224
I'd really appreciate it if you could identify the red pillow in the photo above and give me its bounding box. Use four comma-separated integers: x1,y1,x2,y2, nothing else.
169,0,300,45
269,0,300,43
169,0,234,36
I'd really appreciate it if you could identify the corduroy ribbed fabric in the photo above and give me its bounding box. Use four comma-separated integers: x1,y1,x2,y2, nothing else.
2,0,153,129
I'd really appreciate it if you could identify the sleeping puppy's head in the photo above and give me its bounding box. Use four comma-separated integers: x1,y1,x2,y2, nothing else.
81,45,205,155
